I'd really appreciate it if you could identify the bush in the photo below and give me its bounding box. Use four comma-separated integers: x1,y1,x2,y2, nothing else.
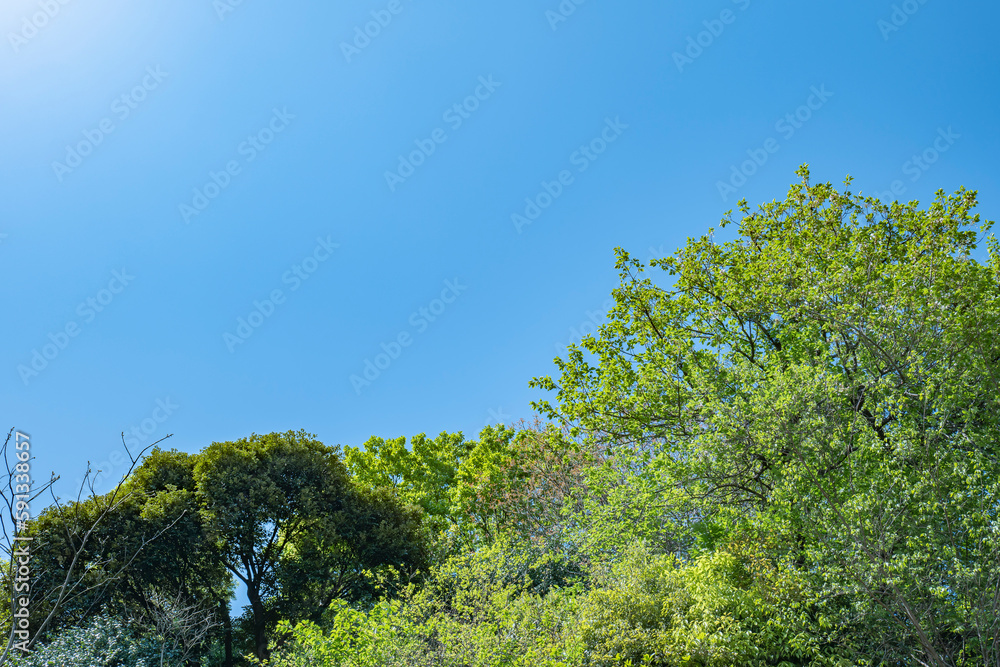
263,544,586,667
7,614,179,667
579,543,854,667
263,539,859,667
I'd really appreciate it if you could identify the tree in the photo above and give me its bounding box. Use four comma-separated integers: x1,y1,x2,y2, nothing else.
109,449,231,612
109,449,233,664
8,446,232,665
273,484,429,623
344,431,470,536
449,421,595,589
345,426,590,565
532,168,1000,666
0,431,181,664
193,430,349,661
194,430,428,662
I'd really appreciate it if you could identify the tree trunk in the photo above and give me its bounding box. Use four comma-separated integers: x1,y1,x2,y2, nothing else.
246,584,269,661
220,599,233,667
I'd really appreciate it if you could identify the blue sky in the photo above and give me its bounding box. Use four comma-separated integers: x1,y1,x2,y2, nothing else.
2,0,998,499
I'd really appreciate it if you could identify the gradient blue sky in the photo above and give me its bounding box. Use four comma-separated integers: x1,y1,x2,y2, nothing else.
2,0,998,498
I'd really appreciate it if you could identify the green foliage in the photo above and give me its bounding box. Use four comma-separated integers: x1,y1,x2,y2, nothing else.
263,545,587,667
194,430,350,567
580,542,851,667
12,171,999,667
193,430,354,660
7,614,178,667
262,600,429,667
196,430,429,661
454,422,583,542
262,540,855,667
273,483,430,619
10,496,106,633
344,431,469,533
532,168,1000,666
453,421,610,594
574,442,700,565
117,449,231,611
8,450,228,645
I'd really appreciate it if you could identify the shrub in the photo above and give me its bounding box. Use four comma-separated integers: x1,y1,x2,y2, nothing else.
263,544,586,667
579,543,854,667
7,614,179,667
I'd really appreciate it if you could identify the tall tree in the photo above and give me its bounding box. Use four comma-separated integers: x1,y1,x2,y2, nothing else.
193,430,349,661
194,430,428,662
533,168,1000,666
7,445,231,664
0,432,183,663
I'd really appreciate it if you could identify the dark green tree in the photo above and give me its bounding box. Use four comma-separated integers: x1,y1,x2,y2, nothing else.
193,431,346,661
11,447,231,662
273,484,429,624
194,430,429,662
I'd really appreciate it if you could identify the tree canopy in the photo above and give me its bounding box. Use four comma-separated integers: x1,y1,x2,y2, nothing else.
531,167,1000,665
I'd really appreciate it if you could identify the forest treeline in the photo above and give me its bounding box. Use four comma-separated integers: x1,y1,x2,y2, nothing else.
3,168,999,666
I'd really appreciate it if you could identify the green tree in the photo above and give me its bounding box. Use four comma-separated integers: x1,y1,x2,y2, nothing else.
115,449,233,663
273,484,429,623
344,431,469,535
0,434,222,661
345,426,589,565
11,448,231,663
194,431,350,661
448,421,594,590
114,449,231,614
195,430,428,662
533,168,1000,666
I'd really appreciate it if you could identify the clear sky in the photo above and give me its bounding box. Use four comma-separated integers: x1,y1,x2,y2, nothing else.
2,0,998,498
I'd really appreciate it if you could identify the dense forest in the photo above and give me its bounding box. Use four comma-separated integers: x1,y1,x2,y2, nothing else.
4,169,999,666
